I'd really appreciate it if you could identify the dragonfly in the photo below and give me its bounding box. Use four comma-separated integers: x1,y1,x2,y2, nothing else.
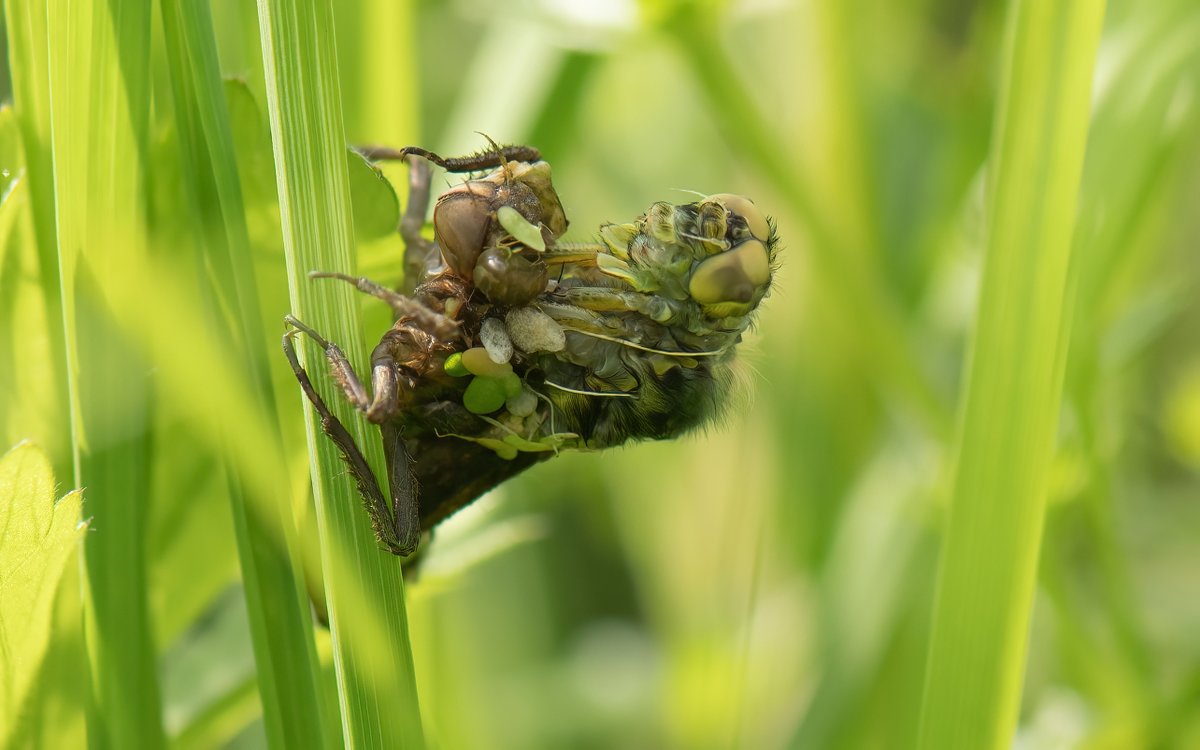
283,142,778,556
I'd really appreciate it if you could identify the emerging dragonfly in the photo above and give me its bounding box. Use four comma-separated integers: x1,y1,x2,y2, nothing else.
284,143,778,556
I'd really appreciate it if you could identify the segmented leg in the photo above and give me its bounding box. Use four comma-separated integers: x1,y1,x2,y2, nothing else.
541,244,606,267
400,157,435,292
554,286,678,323
283,316,420,556
381,421,420,556
306,274,465,349
308,271,413,317
354,144,542,172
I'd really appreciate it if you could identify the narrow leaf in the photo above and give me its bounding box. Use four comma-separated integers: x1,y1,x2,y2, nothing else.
918,0,1107,747
256,0,426,745
157,1,331,745
45,0,165,745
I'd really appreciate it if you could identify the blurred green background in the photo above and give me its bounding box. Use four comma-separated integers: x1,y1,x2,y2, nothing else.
2,0,1199,748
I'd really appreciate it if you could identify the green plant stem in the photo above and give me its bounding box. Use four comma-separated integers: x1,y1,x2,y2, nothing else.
158,1,330,746
45,0,165,746
3,0,69,472
256,0,426,745
917,0,1106,747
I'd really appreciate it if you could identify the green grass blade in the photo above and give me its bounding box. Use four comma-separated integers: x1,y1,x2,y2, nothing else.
157,1,330,746
917,1,1106,747
0,87,87,750
3,0,70,472
1056,7,1200,708
45,0,166,745
255,0,426,746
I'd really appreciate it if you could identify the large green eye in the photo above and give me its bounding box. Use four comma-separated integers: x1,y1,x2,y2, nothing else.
706,193,770,242
688,239,771,305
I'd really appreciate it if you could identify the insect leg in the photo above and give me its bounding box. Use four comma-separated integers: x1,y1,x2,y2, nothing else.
282,323,417,555
354,143,542,172
554,287,677,322
541,244,605,266
381,421,421,556
284,315,371,410
399,156,435,292
308,271,413,317
284,313,416,423
304,273,463,345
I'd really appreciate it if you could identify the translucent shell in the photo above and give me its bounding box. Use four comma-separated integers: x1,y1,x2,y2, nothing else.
688,239,771,305
434,185,492,277
473,247,548,307
432,160,565,306
511,161,568,237
706,193,770,242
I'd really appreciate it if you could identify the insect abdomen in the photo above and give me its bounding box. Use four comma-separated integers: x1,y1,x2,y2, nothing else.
541,351,735,449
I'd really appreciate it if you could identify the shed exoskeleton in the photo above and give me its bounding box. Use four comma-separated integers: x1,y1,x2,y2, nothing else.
284,143,778,556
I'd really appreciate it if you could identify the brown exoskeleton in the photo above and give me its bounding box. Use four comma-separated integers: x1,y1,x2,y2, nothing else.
284,143,777,557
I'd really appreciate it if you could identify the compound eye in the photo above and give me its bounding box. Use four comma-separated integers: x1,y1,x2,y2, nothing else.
434,185,492,277
474,247,549,307
688,239,771,305
707,193,770,242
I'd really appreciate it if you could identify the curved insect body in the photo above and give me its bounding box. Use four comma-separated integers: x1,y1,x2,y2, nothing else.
510,196,776,450
284,144,778,556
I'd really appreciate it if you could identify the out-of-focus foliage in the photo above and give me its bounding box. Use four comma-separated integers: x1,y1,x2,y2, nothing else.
1,0,1197,747
0,442,84,748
